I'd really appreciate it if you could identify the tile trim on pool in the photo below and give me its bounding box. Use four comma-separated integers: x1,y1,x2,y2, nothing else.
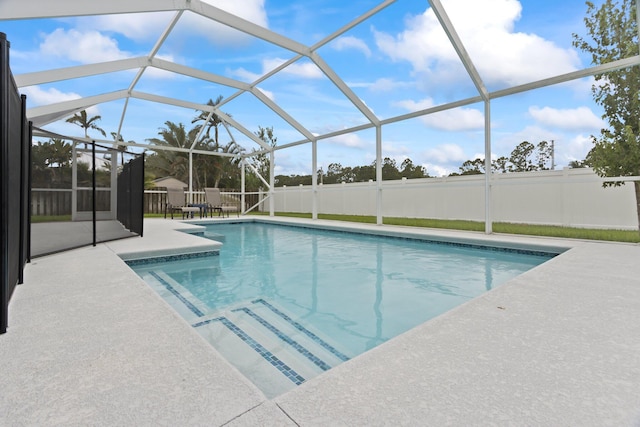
194,316,306,385
148,271,205,317
125,250,219,266
253,299,350,362
232,307,332,372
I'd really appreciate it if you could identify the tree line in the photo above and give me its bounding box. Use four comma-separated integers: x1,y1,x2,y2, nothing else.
275,158,428,187
451,140,556,176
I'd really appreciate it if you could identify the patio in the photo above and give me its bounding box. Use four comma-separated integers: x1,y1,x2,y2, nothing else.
1,217,639,425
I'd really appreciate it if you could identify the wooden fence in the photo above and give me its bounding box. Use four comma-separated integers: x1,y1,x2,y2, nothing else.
32,188,111,216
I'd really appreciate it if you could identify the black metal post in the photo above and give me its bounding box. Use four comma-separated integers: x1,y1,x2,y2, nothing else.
26,122,32,262
92,140,96,246
0,32,9,334
18,94,26,284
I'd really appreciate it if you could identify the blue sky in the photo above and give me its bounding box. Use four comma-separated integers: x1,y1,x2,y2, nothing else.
1,0,613,177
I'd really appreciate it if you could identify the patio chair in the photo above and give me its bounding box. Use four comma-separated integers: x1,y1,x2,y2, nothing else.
204,187,239,218
164,188,201,219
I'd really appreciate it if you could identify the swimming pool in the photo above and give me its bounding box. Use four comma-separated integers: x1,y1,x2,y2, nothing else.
128,222,556,397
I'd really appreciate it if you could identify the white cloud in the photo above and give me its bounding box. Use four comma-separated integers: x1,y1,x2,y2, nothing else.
38,29,176,80
394,98,433,111
22,86,81,106
368,78,413,93
558,133,594,164
374,0,580,88
179,0,269,46
85,13,173,42
421,109,484,132
395,98,484,131
284,61,324,79
332,36,371,57
255,86,275,101
528,106,604,131
425,163,451,177
86,0,268,45
325,133,368,149
381,142,412,158
422,143,467,164
40,28,129,63
230,67,262,82
492,125,555,154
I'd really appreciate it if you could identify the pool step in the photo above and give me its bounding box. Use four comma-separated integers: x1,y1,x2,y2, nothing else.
144,270,210,321
192,299,350,398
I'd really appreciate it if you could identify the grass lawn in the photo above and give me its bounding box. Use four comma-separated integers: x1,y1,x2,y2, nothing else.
34,212,639,242
245,211,640,243
31,215,72,223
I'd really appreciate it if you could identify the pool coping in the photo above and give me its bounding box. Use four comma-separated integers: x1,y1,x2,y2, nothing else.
3,217,640,425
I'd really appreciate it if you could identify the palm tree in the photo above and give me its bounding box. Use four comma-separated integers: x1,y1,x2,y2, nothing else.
146,121,245,189
110,132,131,166
65,110,106,148
192,95,226,145
146,121,197,184
48,138,73,168
206,139,244,188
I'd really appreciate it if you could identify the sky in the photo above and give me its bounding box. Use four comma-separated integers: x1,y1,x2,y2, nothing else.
1,0,615,177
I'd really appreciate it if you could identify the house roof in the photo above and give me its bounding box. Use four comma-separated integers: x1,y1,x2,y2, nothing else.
151,177,188,189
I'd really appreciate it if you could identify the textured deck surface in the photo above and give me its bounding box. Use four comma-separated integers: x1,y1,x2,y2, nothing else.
2,218,639,426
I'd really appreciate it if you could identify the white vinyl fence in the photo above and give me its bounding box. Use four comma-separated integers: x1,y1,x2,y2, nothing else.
270,168,638,230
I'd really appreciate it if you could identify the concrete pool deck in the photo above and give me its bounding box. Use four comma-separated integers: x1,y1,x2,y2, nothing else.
1,217,639,425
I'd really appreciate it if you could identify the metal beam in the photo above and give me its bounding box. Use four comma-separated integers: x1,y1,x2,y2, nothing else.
375,125,382,225
148,11,183,60
483,101,492,234
117,12,184,142
220,54,303,109
0,0,188,20
244,160,270,189
213,109,271,150
188,0,310,56
133,90,270,151
490,55,640,99
150,58,250,90
311,139,318,220
89,138,238,157
250,87,316,141
224,0,397,112
310,0,396,52
190,110,214,151
429,0,489,101
15,57,147,87
27,90,129,125
310,52,379,126
130,90,211,111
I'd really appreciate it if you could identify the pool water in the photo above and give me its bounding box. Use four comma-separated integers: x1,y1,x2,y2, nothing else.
129,222,554,397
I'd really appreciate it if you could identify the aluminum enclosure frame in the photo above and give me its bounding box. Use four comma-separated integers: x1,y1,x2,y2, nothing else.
2,0,639,232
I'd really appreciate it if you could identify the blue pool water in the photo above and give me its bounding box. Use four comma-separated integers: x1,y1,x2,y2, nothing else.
129,222,555,397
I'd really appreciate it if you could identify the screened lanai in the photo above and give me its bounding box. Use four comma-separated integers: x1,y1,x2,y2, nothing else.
2,0,639,232
3,2,640,424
